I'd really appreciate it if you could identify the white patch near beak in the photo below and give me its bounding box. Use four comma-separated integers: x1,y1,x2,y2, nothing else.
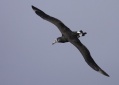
52,39,58,45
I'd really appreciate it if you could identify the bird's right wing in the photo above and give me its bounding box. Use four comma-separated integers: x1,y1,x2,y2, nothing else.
32,5,71,34
69,38,109,77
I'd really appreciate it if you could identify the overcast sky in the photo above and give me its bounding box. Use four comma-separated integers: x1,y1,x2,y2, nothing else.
0,0,119,85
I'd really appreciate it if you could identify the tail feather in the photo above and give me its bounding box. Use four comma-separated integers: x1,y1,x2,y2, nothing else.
80,30,87,36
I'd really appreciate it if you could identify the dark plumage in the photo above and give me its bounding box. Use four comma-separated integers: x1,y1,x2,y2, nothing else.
32,5,109,77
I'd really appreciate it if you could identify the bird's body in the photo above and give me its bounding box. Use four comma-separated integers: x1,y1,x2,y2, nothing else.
52,30,87,44
32,5,109,77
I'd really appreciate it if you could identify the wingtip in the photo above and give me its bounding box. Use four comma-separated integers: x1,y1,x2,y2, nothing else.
31,5,33,8
99,69,110,77
31,5,38,11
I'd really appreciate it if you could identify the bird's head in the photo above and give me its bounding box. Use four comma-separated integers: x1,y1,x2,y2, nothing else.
52,37,62,45
52,37,68,45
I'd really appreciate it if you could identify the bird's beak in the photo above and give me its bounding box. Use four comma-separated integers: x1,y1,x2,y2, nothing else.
52,39,58,45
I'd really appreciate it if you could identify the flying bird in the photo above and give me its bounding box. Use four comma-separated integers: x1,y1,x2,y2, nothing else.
31,5,109,77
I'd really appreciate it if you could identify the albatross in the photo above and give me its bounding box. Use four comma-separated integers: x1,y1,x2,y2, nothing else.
31,5,109,77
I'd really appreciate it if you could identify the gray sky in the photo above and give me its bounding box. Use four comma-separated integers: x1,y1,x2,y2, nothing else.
0,0,119,85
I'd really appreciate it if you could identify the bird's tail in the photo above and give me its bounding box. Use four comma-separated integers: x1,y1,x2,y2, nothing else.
98,68,110,77
80,30,87,36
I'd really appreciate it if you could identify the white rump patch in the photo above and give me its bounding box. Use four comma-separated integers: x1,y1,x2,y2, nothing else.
77,31,83,37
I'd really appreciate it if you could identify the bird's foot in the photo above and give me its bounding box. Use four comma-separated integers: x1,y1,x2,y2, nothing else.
80,30,87,36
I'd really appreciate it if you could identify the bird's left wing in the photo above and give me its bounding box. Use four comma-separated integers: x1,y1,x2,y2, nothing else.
69,38,109,77
32,5,71,34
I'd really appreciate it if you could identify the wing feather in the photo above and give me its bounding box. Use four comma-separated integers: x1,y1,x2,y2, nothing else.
69,38,109,77
32,5,71,34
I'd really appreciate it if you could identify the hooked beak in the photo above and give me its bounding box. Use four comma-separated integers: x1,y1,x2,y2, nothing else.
52,39,58,45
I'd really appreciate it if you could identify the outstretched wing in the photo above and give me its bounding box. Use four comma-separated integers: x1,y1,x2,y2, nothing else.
69,38,109,77
32,5,71,34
